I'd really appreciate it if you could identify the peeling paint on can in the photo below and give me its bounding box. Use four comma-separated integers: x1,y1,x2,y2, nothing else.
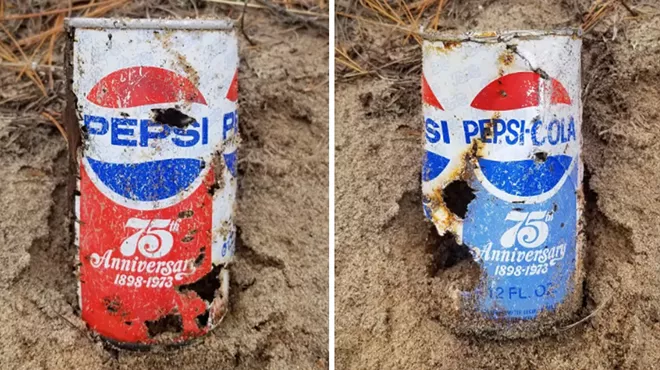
64,18,238,348
422,29,584,337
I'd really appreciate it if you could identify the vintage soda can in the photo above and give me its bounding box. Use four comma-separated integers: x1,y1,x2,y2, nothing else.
64,18,239,348
421,29,583,337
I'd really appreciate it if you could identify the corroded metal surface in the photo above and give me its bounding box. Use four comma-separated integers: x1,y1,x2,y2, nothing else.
422,29,583,337
65,18,238,347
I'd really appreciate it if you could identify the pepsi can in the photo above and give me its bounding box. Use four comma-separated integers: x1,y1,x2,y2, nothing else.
422,29,583,337
64,18,238,348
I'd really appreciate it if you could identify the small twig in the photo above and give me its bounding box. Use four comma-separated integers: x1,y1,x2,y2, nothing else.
253,0,328,32
620,0,638,16
240,0,256,45
559,295,612,331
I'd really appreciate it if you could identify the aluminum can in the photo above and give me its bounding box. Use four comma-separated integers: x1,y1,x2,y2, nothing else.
421,29,583,337
64,18,238,347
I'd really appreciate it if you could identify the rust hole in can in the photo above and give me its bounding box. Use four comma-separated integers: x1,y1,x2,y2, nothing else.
178,264,223,303
442,180,475,219
426,229,481,291
145,314,183,338
103,296,121,313
207,181,221,196
178,210,194,218
196,310,210,329
194,247,206,266
182,229,199,244
150,108,196,128
534,151,548,162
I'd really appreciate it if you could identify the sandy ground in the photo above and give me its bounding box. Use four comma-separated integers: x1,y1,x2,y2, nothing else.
0,3,328,369
336,0,660,369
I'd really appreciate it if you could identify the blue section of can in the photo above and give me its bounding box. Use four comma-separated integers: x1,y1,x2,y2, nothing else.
86,157,203,201
478,154,573,196
423,151,450,182
462,162,578,319
223,150,238,177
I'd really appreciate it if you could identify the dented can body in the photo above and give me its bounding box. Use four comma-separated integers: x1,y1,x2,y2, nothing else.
65,18,238,347
422,30,583,335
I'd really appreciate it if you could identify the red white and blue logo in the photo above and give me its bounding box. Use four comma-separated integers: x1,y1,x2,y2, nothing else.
422,71,578,201
81,66,238,209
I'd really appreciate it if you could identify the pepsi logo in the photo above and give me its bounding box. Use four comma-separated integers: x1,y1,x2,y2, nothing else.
422,70,578,199
81,66,238,208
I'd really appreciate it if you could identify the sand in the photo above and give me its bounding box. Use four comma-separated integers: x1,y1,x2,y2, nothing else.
0,3,328,370
336,0,660,369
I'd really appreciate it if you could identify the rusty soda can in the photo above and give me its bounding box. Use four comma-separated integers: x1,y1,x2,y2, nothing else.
64,18,238,348
421,29,583,337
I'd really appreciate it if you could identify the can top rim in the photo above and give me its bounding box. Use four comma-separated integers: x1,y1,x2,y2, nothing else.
422,28,582,42
65,18,234,30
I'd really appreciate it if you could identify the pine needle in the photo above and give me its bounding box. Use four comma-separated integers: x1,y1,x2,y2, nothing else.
0,23,47,96
41,111,67,142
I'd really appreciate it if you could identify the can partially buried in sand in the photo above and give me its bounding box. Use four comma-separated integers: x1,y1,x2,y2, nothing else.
421,29,584,337
64,18,239,348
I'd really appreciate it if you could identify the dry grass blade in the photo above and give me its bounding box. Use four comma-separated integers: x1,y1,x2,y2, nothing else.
17,27,59,48
0,0,118,21
430,0,448,30
41,111,67,141
0,40,17,62
17,31,48,80
336,11,422,38
358,0,422,43
46,15,65,89
582,0,616,32
205,0,329,17
84,0,128,17
252,0,328,31
335,46,366,74
397,0,421,44
361,0,402,25
0,61,62,71
0,23,47,96
559,295,612,331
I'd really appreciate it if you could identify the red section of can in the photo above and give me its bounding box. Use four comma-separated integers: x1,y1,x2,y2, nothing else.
66,18,238,348
470,71,572,110
79,166,215,343
87,66,207,108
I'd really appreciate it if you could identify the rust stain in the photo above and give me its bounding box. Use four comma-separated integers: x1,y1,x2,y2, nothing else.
498,49,515,66
153,29,200,109
174,52,199,88
497,49,514,77
475,31,498,38
443,40,461,51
